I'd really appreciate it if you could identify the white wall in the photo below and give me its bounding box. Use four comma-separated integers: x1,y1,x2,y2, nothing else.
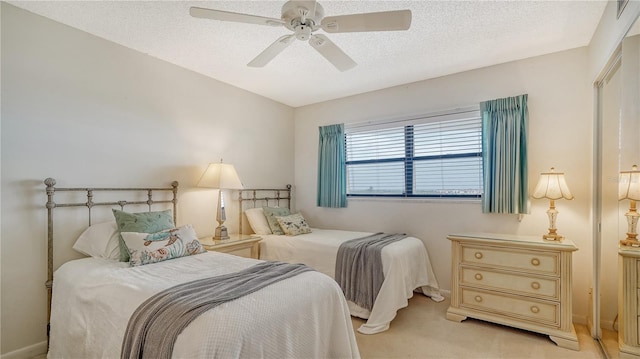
293,48,593,323
0,3,294,355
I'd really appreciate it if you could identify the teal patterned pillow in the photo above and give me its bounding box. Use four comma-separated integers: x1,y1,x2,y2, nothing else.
276,213,312,236
121,224,205,267
262,206,291,235
112,209,175,262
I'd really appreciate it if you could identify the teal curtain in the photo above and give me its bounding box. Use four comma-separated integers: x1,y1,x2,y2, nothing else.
481,94,529,214
317,124,347,208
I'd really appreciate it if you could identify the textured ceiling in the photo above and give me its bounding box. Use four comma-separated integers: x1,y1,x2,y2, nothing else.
8,1,607,107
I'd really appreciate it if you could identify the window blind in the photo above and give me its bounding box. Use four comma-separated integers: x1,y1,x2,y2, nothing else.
345,109,483,198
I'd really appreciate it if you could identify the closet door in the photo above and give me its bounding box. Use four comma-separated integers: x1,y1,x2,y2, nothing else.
597,55,622,339
594,18,640,358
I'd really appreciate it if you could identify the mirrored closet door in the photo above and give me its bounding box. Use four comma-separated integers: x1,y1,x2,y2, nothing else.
596,14,640,358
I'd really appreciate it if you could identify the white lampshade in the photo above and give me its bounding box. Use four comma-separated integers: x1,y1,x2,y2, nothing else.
532,167,574,200
619,165,640,201
197,162,243,190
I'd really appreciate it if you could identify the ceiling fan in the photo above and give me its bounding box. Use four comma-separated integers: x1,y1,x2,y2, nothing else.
190,1,412,72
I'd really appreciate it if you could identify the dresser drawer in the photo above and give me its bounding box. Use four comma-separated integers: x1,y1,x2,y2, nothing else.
460,288,560,327
461,244,559,276
461,267,559,300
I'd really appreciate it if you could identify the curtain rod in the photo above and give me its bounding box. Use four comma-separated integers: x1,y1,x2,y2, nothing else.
345,105,480,129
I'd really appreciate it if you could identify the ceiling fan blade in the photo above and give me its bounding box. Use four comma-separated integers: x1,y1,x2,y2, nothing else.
308,34,356,72
248,35,296,67
321,9,412,33
190,7,285,27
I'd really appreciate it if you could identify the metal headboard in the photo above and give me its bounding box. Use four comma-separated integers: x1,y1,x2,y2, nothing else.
237,185,292,235
43,178,178,340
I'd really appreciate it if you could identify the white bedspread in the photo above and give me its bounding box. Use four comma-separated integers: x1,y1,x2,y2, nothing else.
259,229,444,334
48,251,360,359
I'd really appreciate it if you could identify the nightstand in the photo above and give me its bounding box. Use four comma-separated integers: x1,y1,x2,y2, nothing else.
199,234,261,259
619,246,640,358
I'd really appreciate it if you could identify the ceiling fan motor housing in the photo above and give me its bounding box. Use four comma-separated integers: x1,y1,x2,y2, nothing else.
282,0,324,33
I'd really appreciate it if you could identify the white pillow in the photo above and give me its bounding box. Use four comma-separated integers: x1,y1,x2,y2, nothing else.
72,221,121,260
245,208,272,235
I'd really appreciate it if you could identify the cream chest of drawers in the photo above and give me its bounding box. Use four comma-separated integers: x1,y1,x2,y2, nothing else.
619,247,640,358
446,233,579,350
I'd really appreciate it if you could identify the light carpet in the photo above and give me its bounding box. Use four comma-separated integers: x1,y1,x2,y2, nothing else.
352,295,605,359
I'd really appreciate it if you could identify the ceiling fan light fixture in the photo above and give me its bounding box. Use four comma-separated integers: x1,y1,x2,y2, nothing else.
294,24,313,41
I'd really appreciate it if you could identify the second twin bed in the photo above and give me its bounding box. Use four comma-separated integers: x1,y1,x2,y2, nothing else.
239,187,444,335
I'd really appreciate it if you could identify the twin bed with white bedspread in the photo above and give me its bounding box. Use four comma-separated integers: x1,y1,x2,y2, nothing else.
239,187,444,335
50,252,358,358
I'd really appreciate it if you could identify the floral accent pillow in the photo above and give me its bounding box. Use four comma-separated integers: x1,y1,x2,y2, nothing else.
262,207,291,235
121,224,205,267
275,213,312,236
112,209,175,262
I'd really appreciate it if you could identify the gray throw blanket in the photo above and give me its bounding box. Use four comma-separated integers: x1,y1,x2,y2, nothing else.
335,233,408,311
121,261,312,359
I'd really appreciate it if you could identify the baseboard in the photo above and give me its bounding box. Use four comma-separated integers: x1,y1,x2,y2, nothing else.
573,313,588,326
1,341,47,359
439,289,451,298
601,318,617,332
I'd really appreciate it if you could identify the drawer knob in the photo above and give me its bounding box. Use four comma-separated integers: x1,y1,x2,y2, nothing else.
474,295,483,303
474,252,483,259
474,273,483,281
531,258,541,266
531,281,541,290
530,306,540,314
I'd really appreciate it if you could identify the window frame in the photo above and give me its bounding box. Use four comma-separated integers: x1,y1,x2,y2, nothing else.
344,108,483,199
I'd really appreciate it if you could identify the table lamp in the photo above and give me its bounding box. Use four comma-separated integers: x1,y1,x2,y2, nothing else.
619,165,640,247
532,167,574,241
197,160,244,240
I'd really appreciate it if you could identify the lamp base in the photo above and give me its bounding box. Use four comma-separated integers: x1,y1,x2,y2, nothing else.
542,228,563,241
621,232,640,247
620,239,640,247
622,208,640,247
543,233,564,241
213,225,229,241
542,205,563,241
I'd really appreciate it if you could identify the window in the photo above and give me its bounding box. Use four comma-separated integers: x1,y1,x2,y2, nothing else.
345,108,483,198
